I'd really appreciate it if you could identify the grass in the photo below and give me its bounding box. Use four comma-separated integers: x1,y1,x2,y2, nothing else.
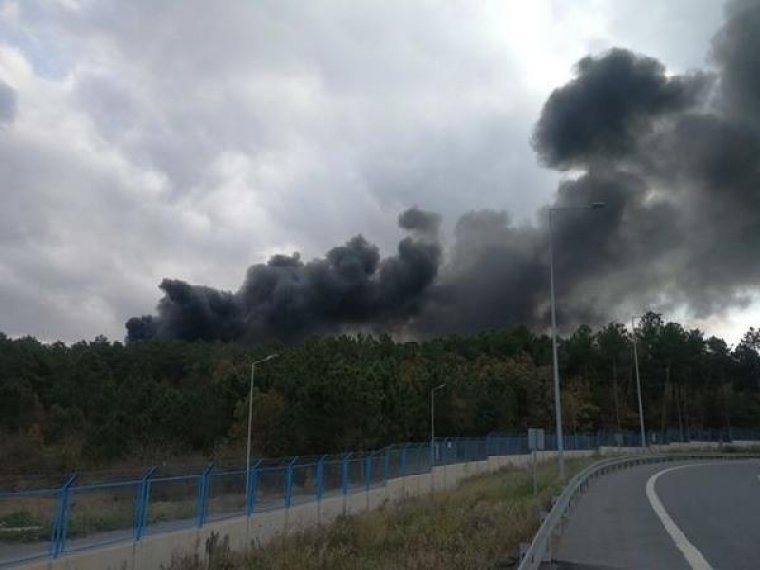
0,490,200,543
163,456,596,570
0,497,56,543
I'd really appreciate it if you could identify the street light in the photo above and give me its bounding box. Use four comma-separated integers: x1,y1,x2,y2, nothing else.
549,202,606,480
430,383,446,466
631,316,646,448
245,353,278,510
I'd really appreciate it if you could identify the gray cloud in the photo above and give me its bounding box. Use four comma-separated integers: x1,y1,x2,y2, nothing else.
126,0,760,342
0,80,16,124
1,0,752,343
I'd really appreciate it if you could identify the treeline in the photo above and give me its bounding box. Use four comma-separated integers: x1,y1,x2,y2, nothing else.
1,312,759,474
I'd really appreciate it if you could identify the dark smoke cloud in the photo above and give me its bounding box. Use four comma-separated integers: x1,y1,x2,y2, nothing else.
532,48,708,170
713,0,760,127
127,208,441,342
128,0,760,342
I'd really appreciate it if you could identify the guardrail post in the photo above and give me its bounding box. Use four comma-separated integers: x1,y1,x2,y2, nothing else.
341,452,352,496
246,459,263,516
135,466,157,541
50,472,78,558
197,462,214,528
316,455,327,502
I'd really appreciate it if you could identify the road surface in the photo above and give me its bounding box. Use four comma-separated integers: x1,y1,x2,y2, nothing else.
554,459,760,569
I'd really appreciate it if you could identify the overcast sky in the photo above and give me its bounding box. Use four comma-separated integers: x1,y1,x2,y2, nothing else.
1,0,756,344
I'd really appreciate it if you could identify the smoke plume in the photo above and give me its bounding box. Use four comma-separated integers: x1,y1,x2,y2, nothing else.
127,0,760,342
127,208,441,342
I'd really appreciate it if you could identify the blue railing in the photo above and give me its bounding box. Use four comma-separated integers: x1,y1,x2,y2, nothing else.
1,428,758,567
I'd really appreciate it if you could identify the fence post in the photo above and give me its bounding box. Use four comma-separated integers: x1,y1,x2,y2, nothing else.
285,456,298,509
383,448,390,485
316,455,327,502
415,444,422,473
197,462,214,528
135,466,157,541
50,472,78,558
246,459,263,517
400,445,408,477
364,454,373,493
341,452,352,496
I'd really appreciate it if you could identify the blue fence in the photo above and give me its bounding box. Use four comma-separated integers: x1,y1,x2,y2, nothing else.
1,428,758,567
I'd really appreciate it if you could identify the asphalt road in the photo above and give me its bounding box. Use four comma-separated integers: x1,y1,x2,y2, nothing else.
554,459,760,569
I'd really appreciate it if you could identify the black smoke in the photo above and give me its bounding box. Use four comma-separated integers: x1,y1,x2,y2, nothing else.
416,0,760,332
128,0,760,342
127,208,441,342
533,48,707,170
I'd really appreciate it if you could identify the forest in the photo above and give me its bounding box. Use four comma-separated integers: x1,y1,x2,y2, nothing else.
1,312,759,476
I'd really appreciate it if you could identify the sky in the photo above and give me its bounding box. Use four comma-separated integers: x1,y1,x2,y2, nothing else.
0,0,757,345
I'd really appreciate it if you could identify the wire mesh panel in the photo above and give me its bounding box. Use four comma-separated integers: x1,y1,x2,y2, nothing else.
321,459,343,500
145,475,199,535
0,488,58,566
447,439,466,463
254,467,286,513
65,481,140,554
419,445,432,473
580,434,592,449
431,440,447,465
365,454,385,490
472,439,487,460
289,463,318,507
509,435,529,454
206,470,246,522
344,457,366,494
385,447,405,478
405,444,427,475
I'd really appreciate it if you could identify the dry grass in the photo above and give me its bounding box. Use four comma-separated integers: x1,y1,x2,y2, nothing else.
164,457,595,570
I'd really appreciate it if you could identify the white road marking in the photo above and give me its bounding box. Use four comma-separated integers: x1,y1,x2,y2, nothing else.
645,464,715,570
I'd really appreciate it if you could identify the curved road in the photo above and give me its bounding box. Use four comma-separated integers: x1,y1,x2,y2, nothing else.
554,459,760,569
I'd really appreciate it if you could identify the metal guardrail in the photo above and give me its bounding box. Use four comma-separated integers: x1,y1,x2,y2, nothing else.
517,450,760,570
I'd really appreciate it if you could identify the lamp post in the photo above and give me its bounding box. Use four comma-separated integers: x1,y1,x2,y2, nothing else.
632,316,646,448
430,383,446,466
245,353,278,511
549,202,605,480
